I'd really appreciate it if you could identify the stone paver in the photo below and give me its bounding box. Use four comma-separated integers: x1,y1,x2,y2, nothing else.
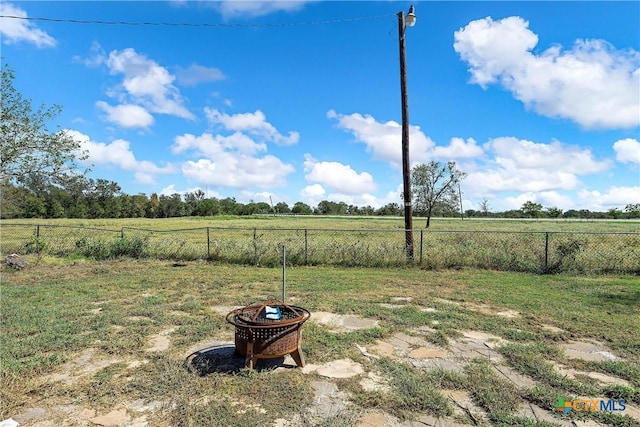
572,421,606,427
560,341,618,362
442,389,488,424
379,303,407,309
541,324,566,333
492,365,537,388
370,340,396,357
13,408,47,424
82,408,129,426
624,403,640,422
519,402,573,426
311,312,379,332
360,371,389,392
495,310,520,318
357,412,389,427
303,358,364,379
554,364,630,386
309,380,349,418
408,347,449,359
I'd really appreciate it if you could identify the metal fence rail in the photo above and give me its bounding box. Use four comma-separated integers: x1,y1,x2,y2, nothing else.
1,224,638,274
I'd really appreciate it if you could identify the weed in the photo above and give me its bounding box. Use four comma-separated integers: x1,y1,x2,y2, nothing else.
464,359,521,422
374,358,452,419
499,343,598,395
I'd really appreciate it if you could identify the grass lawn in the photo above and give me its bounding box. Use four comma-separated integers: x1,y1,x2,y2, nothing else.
1,258,639,426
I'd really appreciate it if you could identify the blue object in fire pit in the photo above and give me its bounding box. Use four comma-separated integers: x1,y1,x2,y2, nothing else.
263,305,282,320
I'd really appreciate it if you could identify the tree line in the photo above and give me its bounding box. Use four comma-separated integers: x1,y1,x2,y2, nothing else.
2,177,638,220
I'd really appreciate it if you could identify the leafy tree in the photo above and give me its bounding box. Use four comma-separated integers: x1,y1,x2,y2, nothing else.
377,202,401,216
411,161,466,228
274,202,290,214
607,208,622,219
316,200,348,215
1,63,87,187
218,197,238,215
625,203,640,218
546,206,563,218
521,201,543,218
184,190,206,216
291,202,312,214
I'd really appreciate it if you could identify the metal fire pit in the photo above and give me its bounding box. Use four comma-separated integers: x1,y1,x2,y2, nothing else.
226,300,311,369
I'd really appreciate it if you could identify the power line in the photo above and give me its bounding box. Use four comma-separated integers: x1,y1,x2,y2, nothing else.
0,13,394,28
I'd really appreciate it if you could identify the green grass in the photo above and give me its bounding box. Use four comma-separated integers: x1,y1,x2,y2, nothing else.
3,215,639,232
1,259,639,425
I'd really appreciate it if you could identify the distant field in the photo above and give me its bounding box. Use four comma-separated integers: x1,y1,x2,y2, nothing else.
2,216,638,273
2,215,639,232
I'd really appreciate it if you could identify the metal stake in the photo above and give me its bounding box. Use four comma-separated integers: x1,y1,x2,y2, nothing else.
282,245,286,303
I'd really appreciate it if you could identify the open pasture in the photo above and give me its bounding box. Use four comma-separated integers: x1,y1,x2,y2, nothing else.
2,216,639,274
2,215,640,232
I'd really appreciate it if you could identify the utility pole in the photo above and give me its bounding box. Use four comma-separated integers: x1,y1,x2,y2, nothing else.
398,5,416,262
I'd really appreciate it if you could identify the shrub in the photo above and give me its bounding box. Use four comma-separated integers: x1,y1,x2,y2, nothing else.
75,236,149,260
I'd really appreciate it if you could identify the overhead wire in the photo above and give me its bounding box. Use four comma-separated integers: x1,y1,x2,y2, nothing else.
0,13,395,28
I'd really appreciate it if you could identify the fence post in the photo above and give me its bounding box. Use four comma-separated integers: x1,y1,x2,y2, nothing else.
253,228,258,265
207,227,211,259
420,229,423,264
304,229,308,265
36,225,40,255
544,232,549,272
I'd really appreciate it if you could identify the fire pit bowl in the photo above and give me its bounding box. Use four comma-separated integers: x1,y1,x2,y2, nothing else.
226,300,311,369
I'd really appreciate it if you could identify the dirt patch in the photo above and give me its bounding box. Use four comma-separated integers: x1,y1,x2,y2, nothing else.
146,327,176,352
311,312,379,332
45,348,122,385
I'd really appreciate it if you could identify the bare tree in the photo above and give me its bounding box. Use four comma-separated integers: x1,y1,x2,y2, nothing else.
479,197,490,217
411,161,467,228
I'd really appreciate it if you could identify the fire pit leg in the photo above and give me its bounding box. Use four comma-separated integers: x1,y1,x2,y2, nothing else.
245,341,257,369
290,347,305,368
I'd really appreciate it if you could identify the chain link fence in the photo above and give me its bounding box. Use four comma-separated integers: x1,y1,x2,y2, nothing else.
1,224,638,274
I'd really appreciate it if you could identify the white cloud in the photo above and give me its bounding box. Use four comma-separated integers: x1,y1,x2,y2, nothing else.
454,16,640,129
327,110,435,167
103,48,195,120
578,186,640,210
301,184,326,199
613,138,640,165
95,101,155,129
172,132,266,157
205,108,299,145
66,129,175,184
172,132,294,189
464,136,611,195
174,63,226,86
0,3,56,47
486,137,610,174
215,1,314,19
181,158,293,189
303,154,377,195
432,137,484,159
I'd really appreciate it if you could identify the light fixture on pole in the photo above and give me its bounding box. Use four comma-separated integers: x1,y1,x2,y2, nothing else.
398,5,416,262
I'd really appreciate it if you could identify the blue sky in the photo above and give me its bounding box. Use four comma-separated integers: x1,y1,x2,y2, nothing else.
2,1,639,212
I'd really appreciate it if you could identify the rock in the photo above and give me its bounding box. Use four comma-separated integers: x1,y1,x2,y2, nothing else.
4,254,27,270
